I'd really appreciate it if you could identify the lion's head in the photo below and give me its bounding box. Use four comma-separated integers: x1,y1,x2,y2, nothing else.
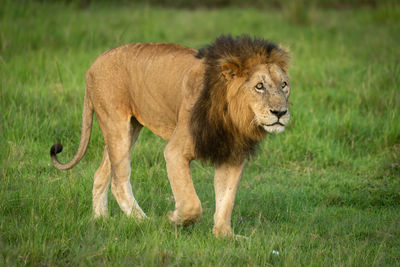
190,35,290,165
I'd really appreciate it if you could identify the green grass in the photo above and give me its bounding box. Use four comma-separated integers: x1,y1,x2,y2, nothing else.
1,1,400,266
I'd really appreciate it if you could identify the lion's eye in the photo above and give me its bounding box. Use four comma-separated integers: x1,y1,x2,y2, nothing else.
255,82,264,90
281,81,288,89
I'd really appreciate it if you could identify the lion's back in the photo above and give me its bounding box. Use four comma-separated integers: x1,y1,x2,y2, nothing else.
86,42,202,140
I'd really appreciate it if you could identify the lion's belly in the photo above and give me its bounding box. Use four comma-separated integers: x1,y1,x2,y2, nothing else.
124,47,200,140
128,69,187,140
130,90,179,140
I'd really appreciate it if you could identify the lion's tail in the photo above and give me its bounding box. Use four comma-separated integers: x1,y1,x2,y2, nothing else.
50,90,94,170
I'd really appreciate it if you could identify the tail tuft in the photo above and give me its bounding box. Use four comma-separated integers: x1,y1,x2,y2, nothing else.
50,143,63,156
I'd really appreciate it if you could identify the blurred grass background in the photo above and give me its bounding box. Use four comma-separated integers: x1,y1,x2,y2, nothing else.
0,0,399,265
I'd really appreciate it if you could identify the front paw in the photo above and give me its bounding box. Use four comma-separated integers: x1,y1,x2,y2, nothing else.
168,208,201,226
213,224,233,237
168,210,182,224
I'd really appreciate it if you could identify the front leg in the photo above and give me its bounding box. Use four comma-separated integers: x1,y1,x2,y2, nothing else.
213,162,245,237
164,141,202,225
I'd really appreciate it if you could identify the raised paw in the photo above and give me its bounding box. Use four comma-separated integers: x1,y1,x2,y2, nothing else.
168,206,201,226
213,224,234,237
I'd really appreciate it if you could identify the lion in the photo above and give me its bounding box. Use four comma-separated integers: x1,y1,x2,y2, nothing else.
50,35,290,237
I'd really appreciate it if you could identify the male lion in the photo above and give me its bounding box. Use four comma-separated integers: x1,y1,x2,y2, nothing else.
50,35,290,237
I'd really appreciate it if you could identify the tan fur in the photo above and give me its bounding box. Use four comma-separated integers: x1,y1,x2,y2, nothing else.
50,38,290,237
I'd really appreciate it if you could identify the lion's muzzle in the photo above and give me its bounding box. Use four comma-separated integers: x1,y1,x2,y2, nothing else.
261,108,289,134
270,109,287,119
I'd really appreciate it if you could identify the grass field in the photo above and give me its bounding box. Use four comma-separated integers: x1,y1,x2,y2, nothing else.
1,1,400,266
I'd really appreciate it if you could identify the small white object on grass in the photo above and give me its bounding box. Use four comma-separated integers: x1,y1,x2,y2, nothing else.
272,250,280,255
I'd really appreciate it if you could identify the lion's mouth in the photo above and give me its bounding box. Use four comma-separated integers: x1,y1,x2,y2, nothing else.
263,121,285,127
261,121,285,134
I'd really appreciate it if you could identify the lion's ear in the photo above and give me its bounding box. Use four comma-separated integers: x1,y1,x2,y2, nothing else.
221,62,240,81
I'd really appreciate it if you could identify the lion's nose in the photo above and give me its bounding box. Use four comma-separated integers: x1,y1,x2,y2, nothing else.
270,109,287,118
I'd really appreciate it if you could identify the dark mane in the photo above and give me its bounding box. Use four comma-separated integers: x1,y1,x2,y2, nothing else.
190,35,289,165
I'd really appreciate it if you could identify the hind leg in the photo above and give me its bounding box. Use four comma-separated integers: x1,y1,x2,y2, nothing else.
92,146,112,218
108,118,145,218
95,115,145,219
108,118,146,219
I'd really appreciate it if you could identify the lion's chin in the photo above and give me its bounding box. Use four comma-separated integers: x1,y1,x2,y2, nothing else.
263,124,285,134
